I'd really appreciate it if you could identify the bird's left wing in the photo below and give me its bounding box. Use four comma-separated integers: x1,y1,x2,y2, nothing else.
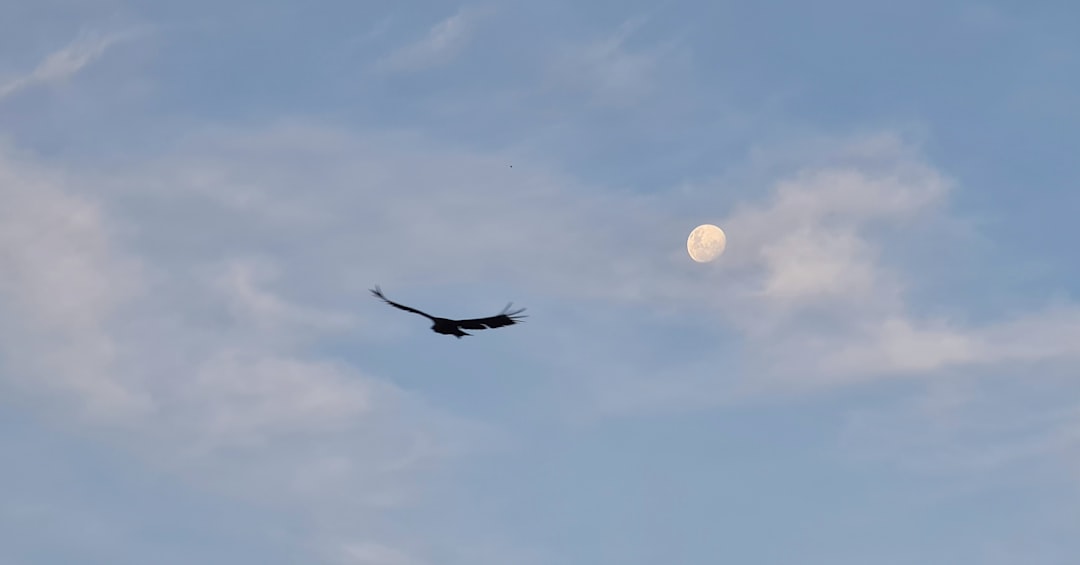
370,286,435,319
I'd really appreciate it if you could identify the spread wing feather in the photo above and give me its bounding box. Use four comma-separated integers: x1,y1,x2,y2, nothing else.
456,303,527,330
370,286,435,320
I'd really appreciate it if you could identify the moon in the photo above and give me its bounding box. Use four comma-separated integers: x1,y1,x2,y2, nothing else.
687,224,727,263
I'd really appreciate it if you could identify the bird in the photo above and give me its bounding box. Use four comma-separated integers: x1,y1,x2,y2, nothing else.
370,285,526,338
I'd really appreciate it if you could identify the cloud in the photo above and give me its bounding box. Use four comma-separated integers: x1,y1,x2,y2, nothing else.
105,122,1080,398
728,165,944,306
839,374,1080,479
546,17,685,107
495,130,1080,411
0,142,149,418
337,542,424,565
0,29,141,100
7,116,1080,560
692,136,1079,387
211,257,355,337
812,304,1080,383
374,8,483,73
0,138,488,562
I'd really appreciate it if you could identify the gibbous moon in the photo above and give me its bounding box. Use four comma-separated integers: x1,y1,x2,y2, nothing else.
687,224,727,263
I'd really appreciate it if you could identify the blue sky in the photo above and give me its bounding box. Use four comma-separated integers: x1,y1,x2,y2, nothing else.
2,1,1079,563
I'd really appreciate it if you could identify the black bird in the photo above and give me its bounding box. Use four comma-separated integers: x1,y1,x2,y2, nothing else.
371,286,526,338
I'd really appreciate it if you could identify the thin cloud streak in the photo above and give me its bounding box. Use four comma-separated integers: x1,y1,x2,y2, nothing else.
0,29,144,100
374,8,485,73
546,17,675,107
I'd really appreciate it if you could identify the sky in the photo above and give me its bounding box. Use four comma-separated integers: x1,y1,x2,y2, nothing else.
1,0,1079,563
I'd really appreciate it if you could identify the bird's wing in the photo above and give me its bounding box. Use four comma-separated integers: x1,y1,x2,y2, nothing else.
370,286,435,320
455,303,527,330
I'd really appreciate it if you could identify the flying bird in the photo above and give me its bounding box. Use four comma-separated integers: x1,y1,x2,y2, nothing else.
371,286,526,338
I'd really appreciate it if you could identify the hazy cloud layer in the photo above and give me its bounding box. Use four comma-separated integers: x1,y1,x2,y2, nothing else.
6,111,1080,564
0,137,485,562
3,4,1079,564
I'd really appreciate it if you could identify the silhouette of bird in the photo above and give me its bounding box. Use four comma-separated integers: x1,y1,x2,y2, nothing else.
370,286,526,338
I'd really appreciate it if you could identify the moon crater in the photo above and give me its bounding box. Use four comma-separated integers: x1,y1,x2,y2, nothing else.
687,224,726,263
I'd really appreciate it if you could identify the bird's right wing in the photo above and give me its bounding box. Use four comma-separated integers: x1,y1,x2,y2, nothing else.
456,304,527,330
370,286,435,320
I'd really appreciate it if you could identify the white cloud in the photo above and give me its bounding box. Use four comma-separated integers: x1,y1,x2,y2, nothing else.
839,376,1080,479
546,17,685,107
212,257,355,336
104,123,1080,399
0,138,486,562
810,304,1080,384
7,116,1080,560
0,29,141,100
700,136,1080,388
0,142,150,418
375,8,483,73
495,130,1080,410
337,542,424,565
183,351,371,450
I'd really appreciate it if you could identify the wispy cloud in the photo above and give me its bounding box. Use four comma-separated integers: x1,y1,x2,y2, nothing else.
546,17,685,107
714,142,1080,386
495,130,1080,411
0,144,149,417
374,8,484,73
5,1,1078,562
0,29,141,100
6,116,1080,561
839,375,1080,480
0,139,486,561
120,123,1080,394
212,257,356,336
337,542,425,565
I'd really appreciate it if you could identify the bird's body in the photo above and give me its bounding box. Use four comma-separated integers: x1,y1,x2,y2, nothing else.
371,286,526,338
429,316,471,338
